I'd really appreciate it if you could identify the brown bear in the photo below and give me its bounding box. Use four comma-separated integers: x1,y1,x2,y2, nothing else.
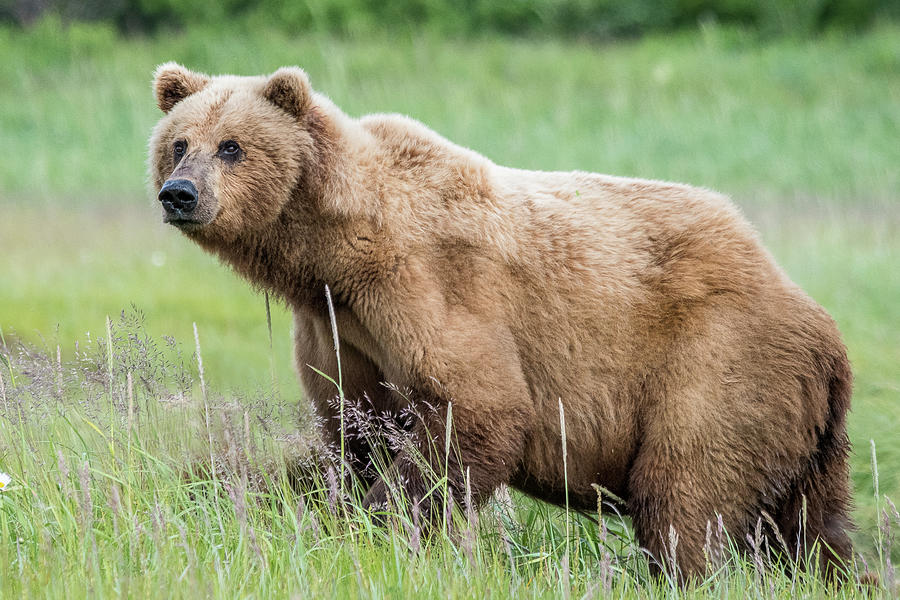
149,63,855,579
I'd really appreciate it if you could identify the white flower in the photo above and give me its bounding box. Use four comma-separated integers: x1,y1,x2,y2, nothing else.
0,472,11,491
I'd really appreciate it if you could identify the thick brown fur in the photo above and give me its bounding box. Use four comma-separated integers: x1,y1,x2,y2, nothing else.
149,64,855,579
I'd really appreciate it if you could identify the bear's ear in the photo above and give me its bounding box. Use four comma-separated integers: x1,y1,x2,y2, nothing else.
154,62,210,113
263,67,312,118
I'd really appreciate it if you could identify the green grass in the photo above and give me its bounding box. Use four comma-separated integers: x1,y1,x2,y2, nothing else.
0,19,898,598
0,308,896,598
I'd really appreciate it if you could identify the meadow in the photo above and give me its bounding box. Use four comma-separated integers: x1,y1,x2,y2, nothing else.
0,18,898,598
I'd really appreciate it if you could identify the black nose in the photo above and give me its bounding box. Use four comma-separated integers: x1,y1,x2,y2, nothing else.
158,179,198,213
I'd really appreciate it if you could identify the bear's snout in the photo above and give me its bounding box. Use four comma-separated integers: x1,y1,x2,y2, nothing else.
158,179,199,218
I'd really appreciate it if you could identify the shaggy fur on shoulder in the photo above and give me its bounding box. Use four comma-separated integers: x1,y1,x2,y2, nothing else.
149,64,854,580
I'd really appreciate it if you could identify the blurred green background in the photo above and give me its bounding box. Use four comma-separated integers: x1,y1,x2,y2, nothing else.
3,0,900,37
0,0,898,552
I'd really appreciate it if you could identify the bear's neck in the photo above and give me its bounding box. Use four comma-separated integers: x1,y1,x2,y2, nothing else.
194,207,329,309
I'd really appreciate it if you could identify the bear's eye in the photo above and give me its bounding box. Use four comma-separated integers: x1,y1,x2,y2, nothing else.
218,140,243,163
173,140,187,157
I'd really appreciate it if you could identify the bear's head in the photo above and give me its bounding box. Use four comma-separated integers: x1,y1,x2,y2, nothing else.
149,63,317,243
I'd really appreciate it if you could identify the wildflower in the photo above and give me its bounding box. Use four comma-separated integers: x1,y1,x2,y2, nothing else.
0,472,11,491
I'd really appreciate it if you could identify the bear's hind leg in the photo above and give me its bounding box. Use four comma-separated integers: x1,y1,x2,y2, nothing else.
627,457,721,581
772,355,854,580
625,412,767,581
773,427,853,579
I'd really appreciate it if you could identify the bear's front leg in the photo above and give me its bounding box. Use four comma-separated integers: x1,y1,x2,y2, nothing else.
362,396,529,522
359,316,534,524
294,310,403,491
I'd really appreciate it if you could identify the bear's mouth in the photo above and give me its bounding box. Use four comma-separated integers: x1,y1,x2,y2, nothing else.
163,213,206,232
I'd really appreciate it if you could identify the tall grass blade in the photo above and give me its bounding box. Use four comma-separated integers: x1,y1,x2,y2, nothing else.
106,315,115,457
559,398,570,572
265,291,277,391
194,322,214,477
324,285,345,495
